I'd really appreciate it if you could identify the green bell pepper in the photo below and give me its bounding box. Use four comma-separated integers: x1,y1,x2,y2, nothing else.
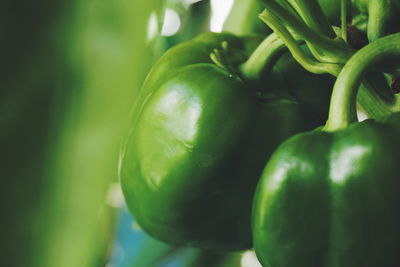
120,32,322,250
253,33,400,266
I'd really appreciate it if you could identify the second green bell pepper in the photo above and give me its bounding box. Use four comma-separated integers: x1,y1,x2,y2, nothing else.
253,33,400,266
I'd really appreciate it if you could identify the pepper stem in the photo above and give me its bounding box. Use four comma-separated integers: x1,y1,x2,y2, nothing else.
239,33,291,82
324,33,400,132
286,0,335,38
341,0,348,42
367,1,391,42
259,10,341,76
260,2,353,63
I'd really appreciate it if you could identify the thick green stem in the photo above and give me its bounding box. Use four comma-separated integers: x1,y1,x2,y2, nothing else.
260,4,353,63
260,3,396,121
324,33,400,131
259,10,341,75
287,0,335,38
341,0,347,42
239,33,288,81
367,1,392,42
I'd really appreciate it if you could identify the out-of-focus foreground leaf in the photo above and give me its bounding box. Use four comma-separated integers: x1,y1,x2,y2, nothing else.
1,0,162,266
224,0,271,35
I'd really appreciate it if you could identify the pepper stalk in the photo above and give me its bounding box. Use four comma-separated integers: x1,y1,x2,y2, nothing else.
324,33,400,131
259,3,399,122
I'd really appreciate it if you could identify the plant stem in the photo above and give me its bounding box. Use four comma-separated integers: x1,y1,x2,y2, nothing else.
367,1,389,42
324,33,400,131
341,0,348,42
287,0,335,38
260,5,396,122
259,10,341,75
240,33,293,81
260,3,353,63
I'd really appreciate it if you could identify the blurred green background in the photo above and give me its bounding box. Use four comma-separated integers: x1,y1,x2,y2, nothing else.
1,0,266,266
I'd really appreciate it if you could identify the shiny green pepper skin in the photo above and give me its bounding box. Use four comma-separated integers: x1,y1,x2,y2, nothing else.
137,32,243,105
120,33,322,250
121,64,255,250
253,113,400,266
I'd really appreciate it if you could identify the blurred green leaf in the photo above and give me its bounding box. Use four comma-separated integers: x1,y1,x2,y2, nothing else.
223,0,271,35
1,1,163,266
